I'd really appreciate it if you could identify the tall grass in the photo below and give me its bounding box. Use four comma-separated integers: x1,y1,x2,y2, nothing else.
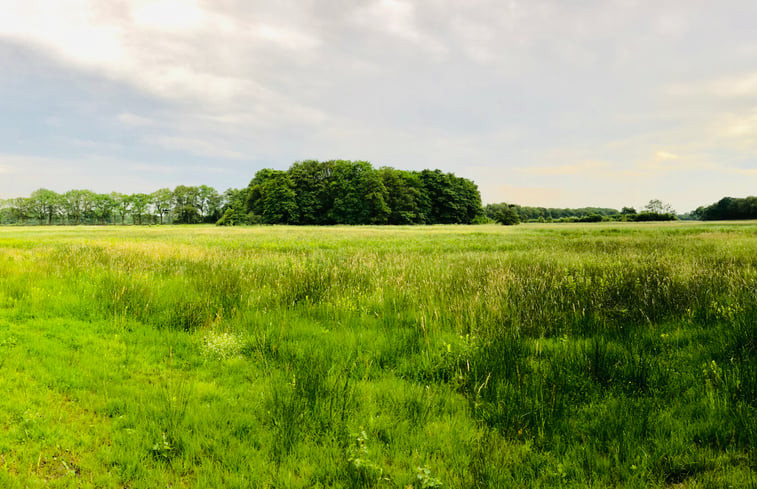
0,222,754,487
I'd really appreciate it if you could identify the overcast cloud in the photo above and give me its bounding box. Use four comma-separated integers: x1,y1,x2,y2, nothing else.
1,0,756,211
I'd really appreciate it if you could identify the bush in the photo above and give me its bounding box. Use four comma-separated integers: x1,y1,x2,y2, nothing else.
631,212,677,222
493,206,520,225
577,214,603,223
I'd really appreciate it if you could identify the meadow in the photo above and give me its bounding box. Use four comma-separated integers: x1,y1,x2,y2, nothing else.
0,222,754,488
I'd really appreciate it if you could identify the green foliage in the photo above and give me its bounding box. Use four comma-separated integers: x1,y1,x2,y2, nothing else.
0,223,754,487
577,213,604,222
380,167,423,224
246,161,482,225
630,211,677,222
172,185,202,224
486,202,620,223
489,203,520,225
216,187,250,226
30,188,61,224
644,199,675,215
328,161,391,224
254,171,300,224
418,169,482,224
695,196,757,220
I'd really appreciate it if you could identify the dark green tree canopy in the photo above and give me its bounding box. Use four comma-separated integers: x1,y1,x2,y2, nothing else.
694,196,757,220
244,160,483,225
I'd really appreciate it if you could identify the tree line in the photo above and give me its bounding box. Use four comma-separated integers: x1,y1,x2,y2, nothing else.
0,185,227,225
2,165,753,226
0,161,484,226
484,199,680,224
693,196,757,220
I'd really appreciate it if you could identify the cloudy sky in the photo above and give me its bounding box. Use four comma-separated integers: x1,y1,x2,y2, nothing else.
1,0,756,212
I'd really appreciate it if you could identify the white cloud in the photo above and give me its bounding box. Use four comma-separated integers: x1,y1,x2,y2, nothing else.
655,151,679,161
117,112,156,127
146,136,246,160
718,109,757,140
517,160,610,176
352,0,446,55
0,1,126,67
254,24,321,50
668,72,757,98
130,0,205,31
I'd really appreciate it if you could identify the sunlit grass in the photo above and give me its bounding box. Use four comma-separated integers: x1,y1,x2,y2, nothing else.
0,222,754,487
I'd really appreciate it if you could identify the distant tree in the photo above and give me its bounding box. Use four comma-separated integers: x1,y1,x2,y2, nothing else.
260,172,299,224
624,199,678,221
82,190,97,223
0,200,9,224
30,188,61,225
289,160,332,224
621,207,637,215
7,197,32,224
173,185,201,224
62,190,93,224
644,199,675,215
696,196,757,220
328,160,390,224
112,192,132,225
197,185,221,223
130,193,151,225
217,188,251,225
92,193,117,224
152,188,173,224
418,169,482,224
492,204,520,225
631,212,676,222
380,167,423,224
577,214,604,223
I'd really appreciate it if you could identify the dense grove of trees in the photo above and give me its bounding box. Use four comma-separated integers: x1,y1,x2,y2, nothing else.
233,160,483,225
0,161,484,226
693,196,757,220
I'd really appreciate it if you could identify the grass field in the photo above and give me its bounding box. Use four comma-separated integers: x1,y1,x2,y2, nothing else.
0,222,754,488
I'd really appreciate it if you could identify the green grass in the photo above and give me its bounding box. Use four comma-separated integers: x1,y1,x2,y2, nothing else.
0,222,755,488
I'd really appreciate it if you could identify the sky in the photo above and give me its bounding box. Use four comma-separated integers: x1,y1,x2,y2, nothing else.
1,0,756,212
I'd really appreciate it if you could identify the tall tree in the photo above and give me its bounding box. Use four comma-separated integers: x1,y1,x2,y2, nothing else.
197,185,221,223
328,160,389,224
92,193,117,224
217,187,251,225
289,160,332,224
130,193,151,225
7,198,32,224
152,188,173,224
30,188,61,225
112,192,132,225
644,199,675,215
173,185,201,224
380,168,422,224
260,172,299,224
